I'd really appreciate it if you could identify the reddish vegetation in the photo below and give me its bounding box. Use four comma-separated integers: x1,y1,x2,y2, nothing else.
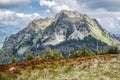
0,54,118,72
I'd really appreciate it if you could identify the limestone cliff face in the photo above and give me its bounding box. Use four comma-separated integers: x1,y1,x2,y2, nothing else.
1,10,120,61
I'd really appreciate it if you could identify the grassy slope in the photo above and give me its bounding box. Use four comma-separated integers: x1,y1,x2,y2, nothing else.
0,54,120,80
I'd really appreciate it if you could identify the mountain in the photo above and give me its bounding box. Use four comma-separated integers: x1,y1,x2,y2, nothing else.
1,10,120,62
117,37,120,41
0,26,21,48
0,26,24,42
115,34,120,41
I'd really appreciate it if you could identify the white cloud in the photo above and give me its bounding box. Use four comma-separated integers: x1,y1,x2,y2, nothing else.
39,0,120,34
117,17,120,21
0,0,30,8
86,11,120,33
40,0,56,8
0,10,42,42
96,16,120,34
0,0,29,4
39,0,82,15
0,10,41,27
87,11,120,34
110,23,116,28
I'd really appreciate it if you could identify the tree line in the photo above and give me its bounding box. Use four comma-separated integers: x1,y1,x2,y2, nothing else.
11,46,120,63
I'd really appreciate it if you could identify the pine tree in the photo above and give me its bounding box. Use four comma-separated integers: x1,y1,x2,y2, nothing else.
34,53,41,60
42,47,63,60
11,56,17,63
42,47,52,59
24,53,33,61
81,47,95,57
107,46,119,54
70,50,82,58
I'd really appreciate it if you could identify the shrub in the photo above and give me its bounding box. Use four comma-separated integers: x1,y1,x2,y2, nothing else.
42,47,63,60
69,50,82,58
98,50,108,55
107,47,119,54
51,50,63,59
34,53,41,60
11,56,18,63
81,47,95,57
70,47,95,58
24,53,33,61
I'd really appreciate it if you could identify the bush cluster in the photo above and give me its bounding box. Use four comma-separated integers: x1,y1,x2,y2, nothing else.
10,46,120,63
69,47,95,58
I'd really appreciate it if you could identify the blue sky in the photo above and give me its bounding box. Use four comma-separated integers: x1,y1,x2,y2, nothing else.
0,0,120,40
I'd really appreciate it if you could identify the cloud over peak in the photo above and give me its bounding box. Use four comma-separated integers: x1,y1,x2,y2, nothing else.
39,0,120,34
39,0,81,15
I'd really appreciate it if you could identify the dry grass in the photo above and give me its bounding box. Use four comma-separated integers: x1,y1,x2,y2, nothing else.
0,54,120,80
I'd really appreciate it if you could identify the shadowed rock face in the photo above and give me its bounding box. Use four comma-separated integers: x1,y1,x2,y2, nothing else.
118,37,120,41
115,34,120,41
1,10,119,62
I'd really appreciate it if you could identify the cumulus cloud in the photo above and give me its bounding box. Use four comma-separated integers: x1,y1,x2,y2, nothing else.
0,10,41,27
96,17,120,34
39,0,120,34
117,17,120,21
40,0,56,8
39,0,120,14
0,0,30,8
78,0,120,11
39,0,83,15
0,10,41,42
86,11,120,34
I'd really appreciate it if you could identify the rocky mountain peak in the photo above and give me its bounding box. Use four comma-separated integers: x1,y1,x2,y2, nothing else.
28,18,53,32
55,10,84,20
60,10,82,17
1,10,120,62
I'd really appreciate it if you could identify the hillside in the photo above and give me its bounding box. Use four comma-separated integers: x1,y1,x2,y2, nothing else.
0,54,120,80
1,10,120,63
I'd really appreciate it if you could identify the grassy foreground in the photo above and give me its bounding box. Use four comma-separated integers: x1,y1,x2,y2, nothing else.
0,54,120,80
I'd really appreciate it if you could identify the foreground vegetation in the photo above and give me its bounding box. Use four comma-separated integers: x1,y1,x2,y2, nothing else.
0,54,120,80
9,46,120,63
0,46,120,80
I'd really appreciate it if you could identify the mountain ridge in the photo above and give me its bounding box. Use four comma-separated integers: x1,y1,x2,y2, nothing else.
1,10,120,63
